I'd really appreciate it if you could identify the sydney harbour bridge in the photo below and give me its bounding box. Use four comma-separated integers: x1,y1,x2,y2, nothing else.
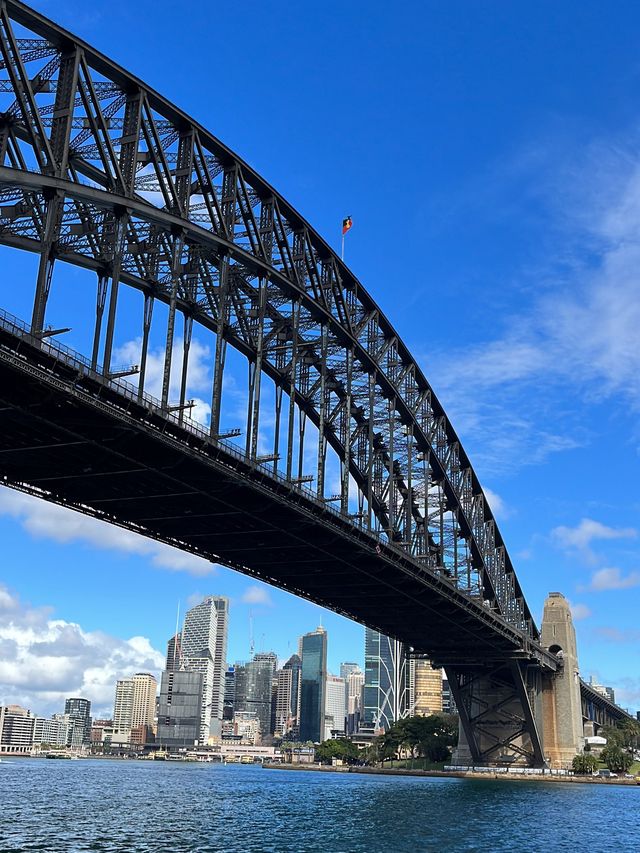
0,1,629,767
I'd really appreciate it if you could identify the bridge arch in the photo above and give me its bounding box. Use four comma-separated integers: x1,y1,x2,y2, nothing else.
0,0,537,647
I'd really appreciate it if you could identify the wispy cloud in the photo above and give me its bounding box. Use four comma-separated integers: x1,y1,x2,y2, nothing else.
482,487,512,521
241,585,273,606
420,134,640,476
551,518,637,565
114,337,212,426
569,602,592,621
0,487,215,577
588,567,640,591
593,626,640,644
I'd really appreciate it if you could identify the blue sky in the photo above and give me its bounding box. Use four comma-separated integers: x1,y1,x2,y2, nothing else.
1,0,640,717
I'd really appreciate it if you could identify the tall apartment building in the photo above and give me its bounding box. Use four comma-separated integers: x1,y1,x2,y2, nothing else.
112,673,157,745
410,659,443,716
181,596,229,742
299,627,327,743
363,629,410,732
324,674,346,739
64,697,92,745
113,678,134,744
274,653,302,738
346,667,364,715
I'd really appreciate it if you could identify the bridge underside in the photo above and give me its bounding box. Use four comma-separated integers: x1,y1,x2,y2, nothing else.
0,319,540,670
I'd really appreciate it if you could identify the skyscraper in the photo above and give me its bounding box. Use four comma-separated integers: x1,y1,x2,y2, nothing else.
181,596,229,742
112,674,157,745
223,666,235,720
64,697,92,745
340,662,360,681
244,652,278,741
166,632,182,671
341,663,364,724
410,659,443,716
364,629,410,732
157,670,203,751
299,627,327,743
324,674,346,740
274,653,302,738
112,679,134,744
346,667,364,715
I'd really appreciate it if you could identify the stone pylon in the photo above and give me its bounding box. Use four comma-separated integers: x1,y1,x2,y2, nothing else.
540,592,584,767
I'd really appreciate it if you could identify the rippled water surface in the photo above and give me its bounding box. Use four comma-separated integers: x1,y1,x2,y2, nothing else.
1,759,638,852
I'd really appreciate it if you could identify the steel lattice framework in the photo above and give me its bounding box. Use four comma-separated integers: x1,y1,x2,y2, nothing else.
1,0,630,766
0,0,536,635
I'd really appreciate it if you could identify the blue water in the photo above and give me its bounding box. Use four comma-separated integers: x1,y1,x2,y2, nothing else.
0,760,637,852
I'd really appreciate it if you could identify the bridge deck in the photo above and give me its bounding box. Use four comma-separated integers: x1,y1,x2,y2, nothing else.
0,320,554,669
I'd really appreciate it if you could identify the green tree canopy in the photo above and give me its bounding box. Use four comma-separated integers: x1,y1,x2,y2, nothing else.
601,745,633,773
572,753,598,774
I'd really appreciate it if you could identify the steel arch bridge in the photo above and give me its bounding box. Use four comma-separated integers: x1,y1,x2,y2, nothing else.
0,1,571,765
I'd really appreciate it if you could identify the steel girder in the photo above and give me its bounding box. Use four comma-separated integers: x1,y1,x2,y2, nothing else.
0,0,538,643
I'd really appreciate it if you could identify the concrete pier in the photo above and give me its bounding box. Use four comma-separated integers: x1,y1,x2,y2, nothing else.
540,592,584,767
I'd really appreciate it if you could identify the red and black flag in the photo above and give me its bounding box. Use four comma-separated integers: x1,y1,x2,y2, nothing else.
342,215,353,235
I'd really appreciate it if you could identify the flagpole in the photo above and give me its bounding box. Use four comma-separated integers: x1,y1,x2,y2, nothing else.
341,232,345,262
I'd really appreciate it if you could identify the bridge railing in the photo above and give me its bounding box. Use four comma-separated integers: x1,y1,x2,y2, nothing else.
0,306,361,530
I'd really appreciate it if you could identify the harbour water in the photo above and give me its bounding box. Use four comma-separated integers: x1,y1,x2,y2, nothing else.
1,759,638,852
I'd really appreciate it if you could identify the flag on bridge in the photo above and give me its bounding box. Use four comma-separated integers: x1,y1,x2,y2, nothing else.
342,216,353,235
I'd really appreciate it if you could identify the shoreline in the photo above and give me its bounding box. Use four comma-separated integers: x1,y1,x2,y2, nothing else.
263,762,640,787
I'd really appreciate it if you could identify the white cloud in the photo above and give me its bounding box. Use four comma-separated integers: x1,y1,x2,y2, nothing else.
570,602,592,621
422,138,640,475
482,487,511,521
241,585,273,606
114,336,212,426
0,585,164,717
551,518,636,564
0,486,215,577
588,567,640,591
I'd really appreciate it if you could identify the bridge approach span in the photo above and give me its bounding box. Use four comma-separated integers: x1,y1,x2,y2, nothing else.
0,1,563,765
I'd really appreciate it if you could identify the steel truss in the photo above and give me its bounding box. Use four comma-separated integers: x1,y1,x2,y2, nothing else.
447,662,545,766
0,0,540,643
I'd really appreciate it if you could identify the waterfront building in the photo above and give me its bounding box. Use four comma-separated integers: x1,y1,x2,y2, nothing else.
273,654,302,738
181,596,229,741
0,705,34,755
324,674,347,739
33,715,71,748
156,670,204,751
64,697,92,745
363,629,410,731
410,659,443,716
243,652,278,742
90,719,113,748
299,626,327,742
